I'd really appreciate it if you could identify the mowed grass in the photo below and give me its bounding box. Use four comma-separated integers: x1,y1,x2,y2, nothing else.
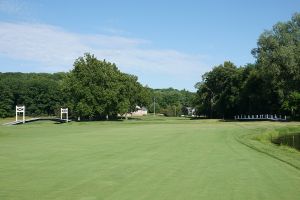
0,118,300,200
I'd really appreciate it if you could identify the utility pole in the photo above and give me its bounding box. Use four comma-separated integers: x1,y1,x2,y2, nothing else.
153,97,156,116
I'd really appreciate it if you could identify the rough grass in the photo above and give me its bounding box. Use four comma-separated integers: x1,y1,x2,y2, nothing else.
0,118,300,200
237,122,300,169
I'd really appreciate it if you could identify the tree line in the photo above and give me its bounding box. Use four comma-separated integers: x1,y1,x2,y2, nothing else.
194,13,300,119
0,72,66,118
0,54,194,119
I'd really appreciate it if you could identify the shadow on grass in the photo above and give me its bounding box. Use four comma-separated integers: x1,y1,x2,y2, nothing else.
73,117,145,123
189,117,208,120
219,119,236,122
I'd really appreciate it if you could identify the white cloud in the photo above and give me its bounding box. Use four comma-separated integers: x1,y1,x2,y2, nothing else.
0,22,89,69
0,21,210,89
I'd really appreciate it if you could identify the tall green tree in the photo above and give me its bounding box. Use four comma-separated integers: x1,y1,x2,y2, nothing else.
252,13,300,116
195,62,242,118
63,53,149,120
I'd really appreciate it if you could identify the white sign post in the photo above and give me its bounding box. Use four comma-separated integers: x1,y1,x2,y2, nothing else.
61,108,68,122
16,106,25,123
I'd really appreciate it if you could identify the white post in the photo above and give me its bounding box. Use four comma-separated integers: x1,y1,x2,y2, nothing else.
16,105,25,123
23,106,25,123
61,108,69,122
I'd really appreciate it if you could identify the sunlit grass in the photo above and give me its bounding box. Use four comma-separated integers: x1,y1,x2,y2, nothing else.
0,117,300,200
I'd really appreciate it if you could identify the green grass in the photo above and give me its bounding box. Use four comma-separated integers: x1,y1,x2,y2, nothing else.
0,118,300,200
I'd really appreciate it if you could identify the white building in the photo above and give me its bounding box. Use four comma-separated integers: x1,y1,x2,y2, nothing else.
186,107,196,116
131,106,148,116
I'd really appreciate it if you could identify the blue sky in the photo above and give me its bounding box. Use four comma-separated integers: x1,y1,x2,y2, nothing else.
0,0,299,91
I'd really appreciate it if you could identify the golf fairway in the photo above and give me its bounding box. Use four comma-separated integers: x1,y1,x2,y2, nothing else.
0,119,299,200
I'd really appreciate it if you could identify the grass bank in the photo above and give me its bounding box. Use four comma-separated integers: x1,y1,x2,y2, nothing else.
235,121,300,169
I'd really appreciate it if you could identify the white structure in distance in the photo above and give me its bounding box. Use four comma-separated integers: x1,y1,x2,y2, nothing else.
16,105,25,123
61,108,69,122
131,106,147,116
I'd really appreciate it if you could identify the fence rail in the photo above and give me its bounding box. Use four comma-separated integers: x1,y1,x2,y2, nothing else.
234,114,287,121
